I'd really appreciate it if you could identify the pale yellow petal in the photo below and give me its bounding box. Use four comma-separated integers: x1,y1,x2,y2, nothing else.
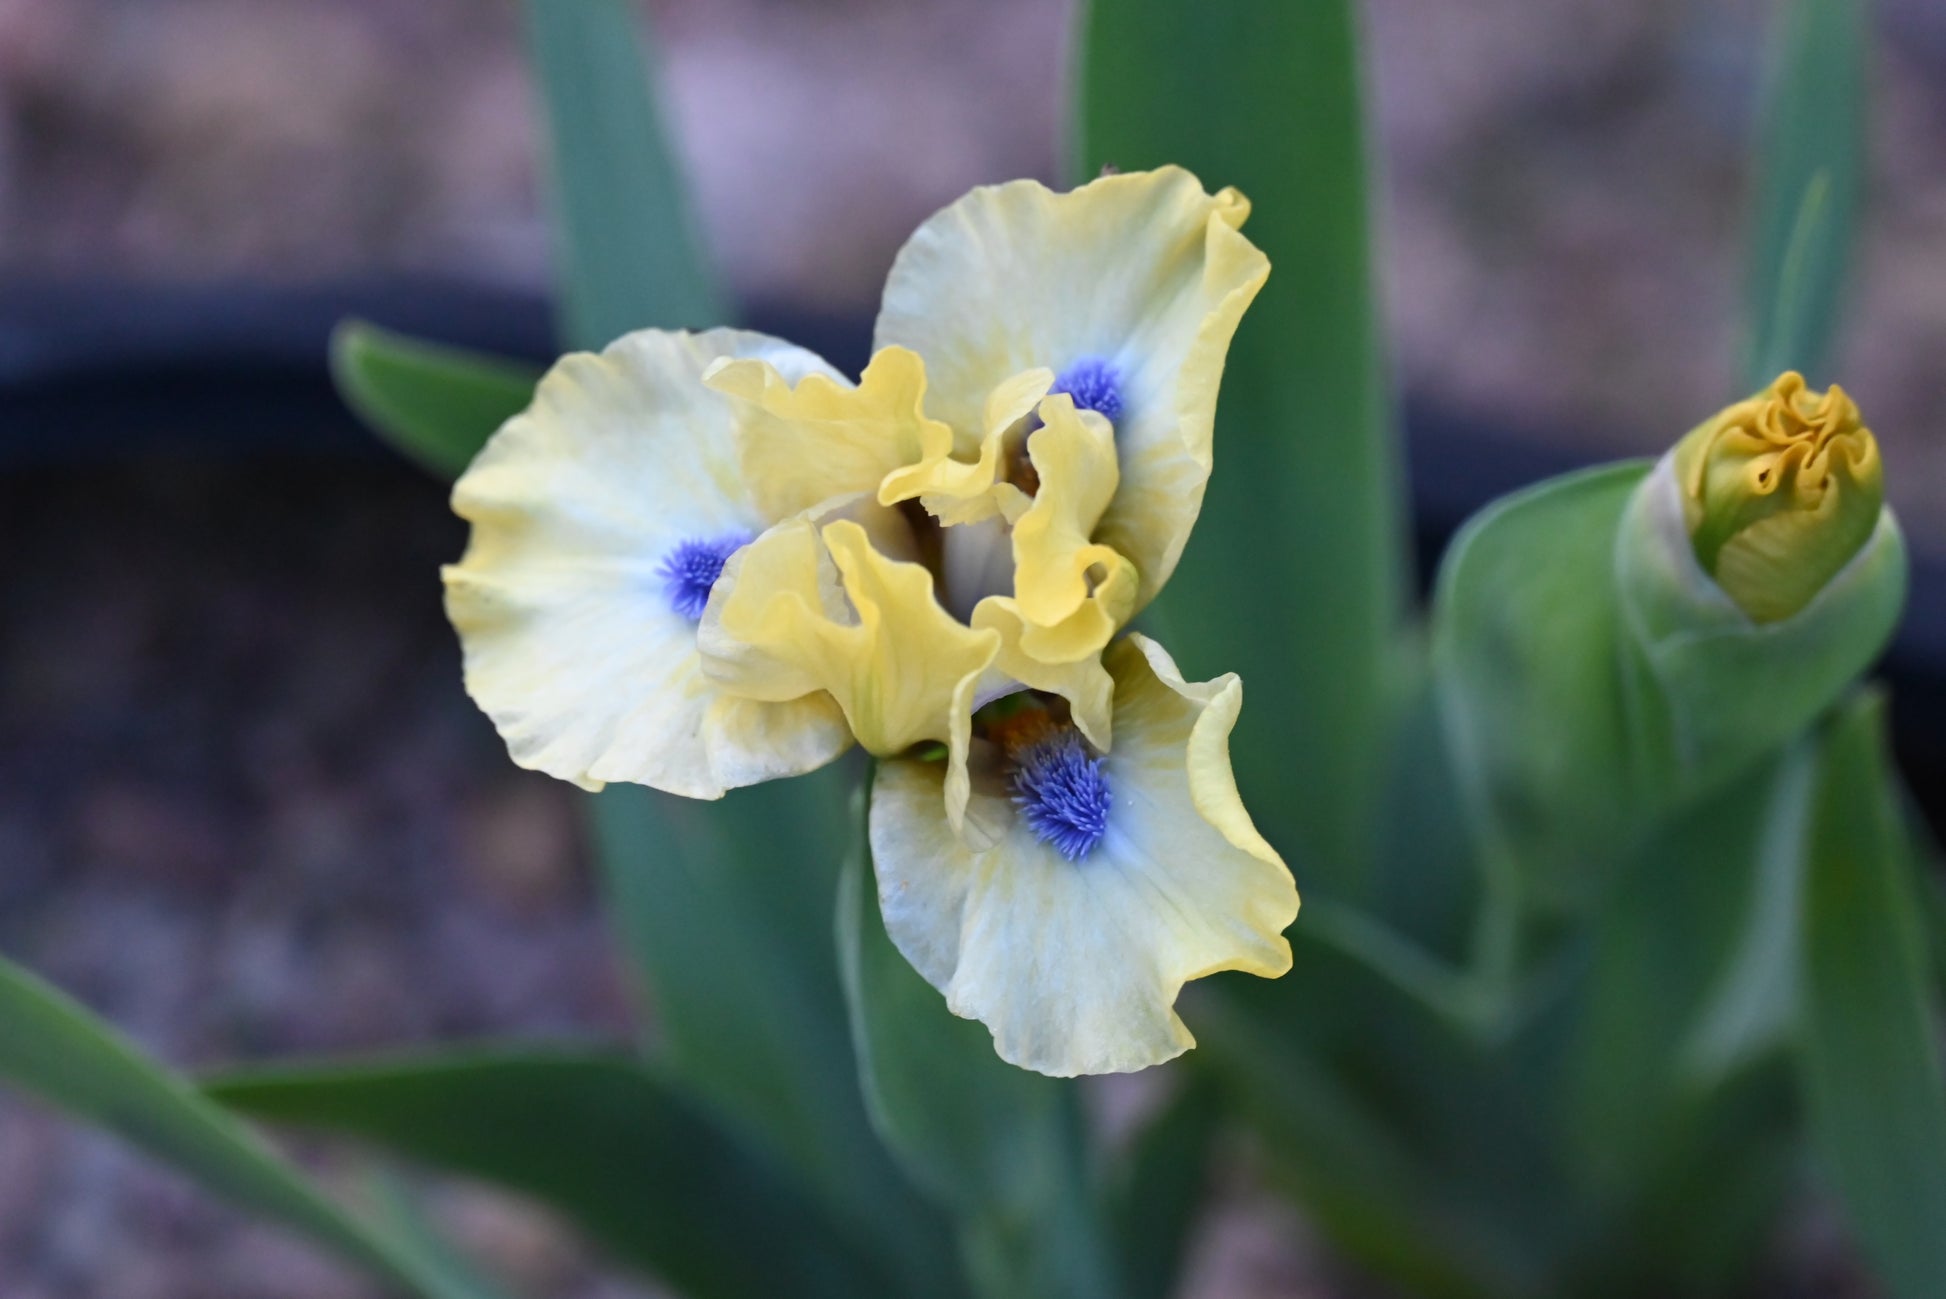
969,600,1115,751
444,328,852,798
868,633,1298,1076
701,516,1000,767
881,366,1050,527
1006,396,1140,660
706,345,955,519
874,166,1271,609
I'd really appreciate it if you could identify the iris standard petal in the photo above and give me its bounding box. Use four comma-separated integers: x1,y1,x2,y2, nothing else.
444,328,852,798
968,600,1115,750
869,633,1298,1076
999,395,1139,662
880,366,1049,528
706,344,957,520
873,166,1271,610
701,514,1002,769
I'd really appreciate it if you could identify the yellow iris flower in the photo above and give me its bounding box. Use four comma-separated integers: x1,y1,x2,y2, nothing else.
443,166,1297,1074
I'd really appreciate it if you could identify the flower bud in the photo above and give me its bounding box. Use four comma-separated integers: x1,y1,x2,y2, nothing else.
1671,372,1883,624
1615,375,1905,796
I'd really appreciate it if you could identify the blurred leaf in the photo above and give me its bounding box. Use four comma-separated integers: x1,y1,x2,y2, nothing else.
365,1172,522,1299
0,954,466,1299
208,1048,899,1299
1196,981,1545,1299
1742,0,1866,387
1680,748,1814,1082
1796,692,1946,1299
836,781,1116,1299
1561,751,1803,1290
522,0,725,350
1075,0,1407,892
1369,650,1481,958
1107,1078,1219,1299
593,779,959,1296
1921,856,1946,999
1431,462,1652,915
330,321,539,478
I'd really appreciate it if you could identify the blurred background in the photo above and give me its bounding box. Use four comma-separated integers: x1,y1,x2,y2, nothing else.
0,0,1940,1294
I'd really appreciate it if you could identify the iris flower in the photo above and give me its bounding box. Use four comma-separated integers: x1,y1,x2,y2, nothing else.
444,166,1299,1074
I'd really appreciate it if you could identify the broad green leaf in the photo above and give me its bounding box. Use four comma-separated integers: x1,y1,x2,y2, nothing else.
1075,0,1407,892
1796,693,1946,1299
1107,1079,1219,1299
330,321,539,479
208,1049,900,1299
593,779,959,1296
1430,462,1652,914
0,954,466,1299
837,783,1115,1299
522,0,725,350
1742,0,1866,387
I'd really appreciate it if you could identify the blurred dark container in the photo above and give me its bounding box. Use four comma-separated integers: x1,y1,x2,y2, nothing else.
3,278,1941,833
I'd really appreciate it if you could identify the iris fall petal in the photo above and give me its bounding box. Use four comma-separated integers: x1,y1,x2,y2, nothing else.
444,328,853,798
868,634,1298,1076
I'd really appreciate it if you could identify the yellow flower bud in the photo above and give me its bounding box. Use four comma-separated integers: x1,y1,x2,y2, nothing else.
1672,371,1884,623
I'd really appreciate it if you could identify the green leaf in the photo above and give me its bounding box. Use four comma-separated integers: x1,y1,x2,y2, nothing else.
1368,651,1481,959
1742,0,1866,387
1679,747,1815,1083
1561,752,1803,1289
837,780,1116,1299
522,0,725,350
330,321,539,479
1075,0,1407,891
1195,981,1545,1299
1431,462,1653,915
1796,692,1946,1299
1920,854,1946,1001
208,1048,899,1299
0,954,467,1299
1107,1079,1219,1299
593,778,960,1296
